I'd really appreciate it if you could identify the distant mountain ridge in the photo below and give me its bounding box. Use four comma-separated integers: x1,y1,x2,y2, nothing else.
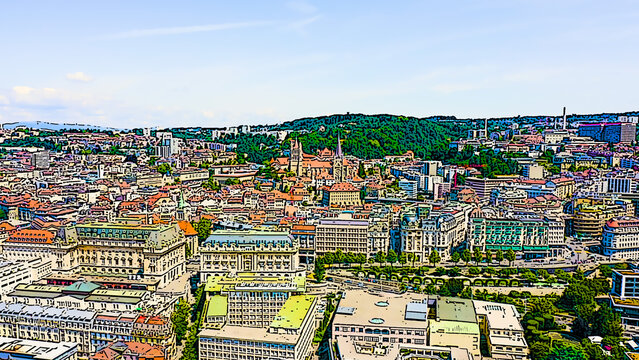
1,121,121,131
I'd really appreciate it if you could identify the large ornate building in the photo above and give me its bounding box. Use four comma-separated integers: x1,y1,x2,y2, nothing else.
199,231,304,283
1,221,187,287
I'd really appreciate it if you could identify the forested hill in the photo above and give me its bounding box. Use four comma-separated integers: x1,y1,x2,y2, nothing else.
271,114,471,160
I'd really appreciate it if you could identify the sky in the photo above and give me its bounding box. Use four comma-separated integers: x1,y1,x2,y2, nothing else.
1,0,639,129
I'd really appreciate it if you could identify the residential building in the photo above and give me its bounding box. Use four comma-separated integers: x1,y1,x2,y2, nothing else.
602,217,639,260
290,224,315,264
322,183,362,207
474,300,528,359
0,338,77,360
465,176,517,202
572,198,635,238
62,222,186,287
400,209,458,262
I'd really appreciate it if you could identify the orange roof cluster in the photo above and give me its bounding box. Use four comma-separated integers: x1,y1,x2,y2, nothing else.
325,182,359,192
177,221,198,236
7,229,55,244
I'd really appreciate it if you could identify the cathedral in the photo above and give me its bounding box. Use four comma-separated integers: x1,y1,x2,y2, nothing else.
287,135,355,182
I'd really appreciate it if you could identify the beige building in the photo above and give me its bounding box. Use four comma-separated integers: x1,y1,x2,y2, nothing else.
401,210,458,262
332,291,489,360
58,221,186,287
428,297,480,359
322,182,362,207
315,213,369,256
199,231,303,282
199,273,317,360
474,300,528,359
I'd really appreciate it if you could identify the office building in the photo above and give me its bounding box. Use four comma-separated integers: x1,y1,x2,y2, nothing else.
315,213,369,256
199,273,316,360
200,231,302,282
578,122,636,144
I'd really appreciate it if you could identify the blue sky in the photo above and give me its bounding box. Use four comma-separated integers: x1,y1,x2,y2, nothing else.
1,0,639,129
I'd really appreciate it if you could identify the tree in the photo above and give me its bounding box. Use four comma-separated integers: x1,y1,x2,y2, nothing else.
375,251,386,265
387,249,398,266
599,265,613,278
399,252,407,266
314,260,325,283
335,249,345,264
202,176,221,191
358,162,365,178
344,252,355,265
324,252,335,264
459,287,473,299
473,247,483,265
451,252,461,265
594,303,623,338
407,253,417,267
462,249,472,265
157,163,172,175
185,243,192,259
505,249,516,266
537,269,550,281
355,253,366,265
495,249,504,265
446,278,464,296
447,266,461,277
529,341,551,360
547,342,587,360
484,249,492,264
193,218,212,243
428,250,441,267
171,299,190,345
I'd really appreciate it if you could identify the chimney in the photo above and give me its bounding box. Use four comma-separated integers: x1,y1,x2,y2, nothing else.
484,118,488,138
563,107,567,130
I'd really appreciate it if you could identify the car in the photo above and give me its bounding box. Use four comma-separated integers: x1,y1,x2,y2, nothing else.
357,282,364,287
345,280,352,284
326,277,334,281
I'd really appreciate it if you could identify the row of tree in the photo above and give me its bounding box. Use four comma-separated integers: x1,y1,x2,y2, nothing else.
451,248,517,266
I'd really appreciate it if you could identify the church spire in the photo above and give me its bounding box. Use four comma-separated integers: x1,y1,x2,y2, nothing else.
335,133,343,159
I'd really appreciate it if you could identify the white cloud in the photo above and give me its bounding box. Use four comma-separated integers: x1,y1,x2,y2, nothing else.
0,95,9,105
12,86,33,96
287,0,318,14
66,72,93,82
107,21,275,39
202,111,215,119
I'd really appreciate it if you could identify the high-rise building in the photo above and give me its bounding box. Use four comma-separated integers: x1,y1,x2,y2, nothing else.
199,273,317,360
31,150,49,169
578,122,637,144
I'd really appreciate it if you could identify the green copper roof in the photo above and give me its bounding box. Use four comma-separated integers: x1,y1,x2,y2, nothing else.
63,281,101,293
